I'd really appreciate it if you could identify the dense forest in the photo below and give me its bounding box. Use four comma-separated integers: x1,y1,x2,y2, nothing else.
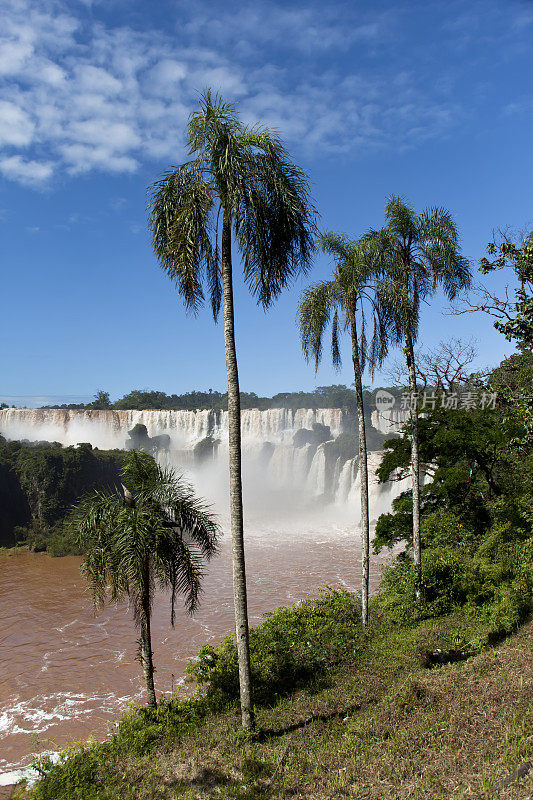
372,348,533,631
0,438,123,552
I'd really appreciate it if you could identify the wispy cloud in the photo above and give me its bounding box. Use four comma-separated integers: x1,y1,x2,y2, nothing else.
0,154,54,185
0,0,529,186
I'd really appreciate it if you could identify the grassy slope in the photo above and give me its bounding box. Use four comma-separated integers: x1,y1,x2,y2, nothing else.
13,608,533,800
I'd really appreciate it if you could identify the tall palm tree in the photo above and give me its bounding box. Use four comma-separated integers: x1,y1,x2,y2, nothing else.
298,232,394,625
73,450,219,708
148,91,316,727
373,196,471,601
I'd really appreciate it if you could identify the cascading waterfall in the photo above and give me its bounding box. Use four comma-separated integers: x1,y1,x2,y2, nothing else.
0,407,410,515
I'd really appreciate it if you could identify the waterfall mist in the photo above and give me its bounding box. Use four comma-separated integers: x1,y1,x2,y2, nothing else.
0,407,410,538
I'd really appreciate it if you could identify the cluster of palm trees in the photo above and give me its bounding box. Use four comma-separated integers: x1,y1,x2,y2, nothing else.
299,204,470,620
76,91,471,729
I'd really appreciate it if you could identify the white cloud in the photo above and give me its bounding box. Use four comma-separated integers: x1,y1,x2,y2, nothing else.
0,40,33,76
59,143,138,174
0,0,527,186
0,100,34,145
0,155,54,184
74,65,122,95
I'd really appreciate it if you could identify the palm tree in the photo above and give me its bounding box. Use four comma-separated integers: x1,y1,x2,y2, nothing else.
73,450,219,708
373,196,471,601
298,232,394,625
148,91,316,728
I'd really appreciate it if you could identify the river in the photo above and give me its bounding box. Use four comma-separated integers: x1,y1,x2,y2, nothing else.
0,518,390,777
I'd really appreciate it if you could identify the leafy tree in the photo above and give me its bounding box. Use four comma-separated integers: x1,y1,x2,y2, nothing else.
478,232,533,349
374,404,513,554
90,391,112,410
148,91,316,728
476,232,533,445
373,354,533,627
298,232,394,625
372,196,471,600
73,450,219,707
8,441,123,551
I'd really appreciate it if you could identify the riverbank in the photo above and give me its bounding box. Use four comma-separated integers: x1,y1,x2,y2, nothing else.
9,587,533,800
0,533,389,780
0,545,29,557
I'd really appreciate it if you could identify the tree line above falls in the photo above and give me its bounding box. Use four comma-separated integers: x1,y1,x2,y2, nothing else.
40,384,385,413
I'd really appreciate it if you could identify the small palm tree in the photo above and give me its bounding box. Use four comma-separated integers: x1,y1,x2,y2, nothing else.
373,196,471,600
298,232,394,625
73,450,219,708
148,91,316,728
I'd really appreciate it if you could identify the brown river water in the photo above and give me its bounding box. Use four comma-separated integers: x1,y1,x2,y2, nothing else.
0,519,389,777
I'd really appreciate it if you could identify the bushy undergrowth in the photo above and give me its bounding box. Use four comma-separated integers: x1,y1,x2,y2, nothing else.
189,588,363,707
376,534,533,640
28,589,362,800
30,695,215,800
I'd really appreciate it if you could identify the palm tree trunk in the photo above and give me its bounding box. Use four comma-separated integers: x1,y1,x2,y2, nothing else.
221,213,254,730
139,575,157,708
406,331,422,603
348,304,370,627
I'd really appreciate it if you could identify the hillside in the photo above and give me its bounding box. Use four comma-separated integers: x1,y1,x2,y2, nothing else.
7,595,532,800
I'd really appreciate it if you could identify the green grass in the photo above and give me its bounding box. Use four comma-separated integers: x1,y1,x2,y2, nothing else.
12,589,532,800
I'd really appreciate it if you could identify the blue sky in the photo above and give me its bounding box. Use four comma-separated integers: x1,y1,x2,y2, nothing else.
1,0,532,406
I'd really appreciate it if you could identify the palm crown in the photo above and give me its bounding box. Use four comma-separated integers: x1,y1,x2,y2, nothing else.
149,90,317,316
299,232,395,375
74,450,219,624
372,195,472,340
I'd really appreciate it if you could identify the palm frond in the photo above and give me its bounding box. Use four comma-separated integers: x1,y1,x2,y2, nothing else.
416,207,472,299
233,143,317,306
187,90,240,156
148,164,216,315
384,195,416,240
297,280,339,372
331,309,341,370
319,231,353,265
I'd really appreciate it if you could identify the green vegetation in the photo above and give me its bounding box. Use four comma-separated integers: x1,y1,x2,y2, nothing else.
22,583,533,800
374,352,533,631
0,437,123,553
43,384,372,413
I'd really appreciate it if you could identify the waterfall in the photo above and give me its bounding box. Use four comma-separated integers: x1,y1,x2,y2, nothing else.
370,407,409,435
0,407,410,514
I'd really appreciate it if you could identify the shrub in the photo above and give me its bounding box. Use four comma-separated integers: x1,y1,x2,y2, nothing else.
378,535,533,632
188,588,363,706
